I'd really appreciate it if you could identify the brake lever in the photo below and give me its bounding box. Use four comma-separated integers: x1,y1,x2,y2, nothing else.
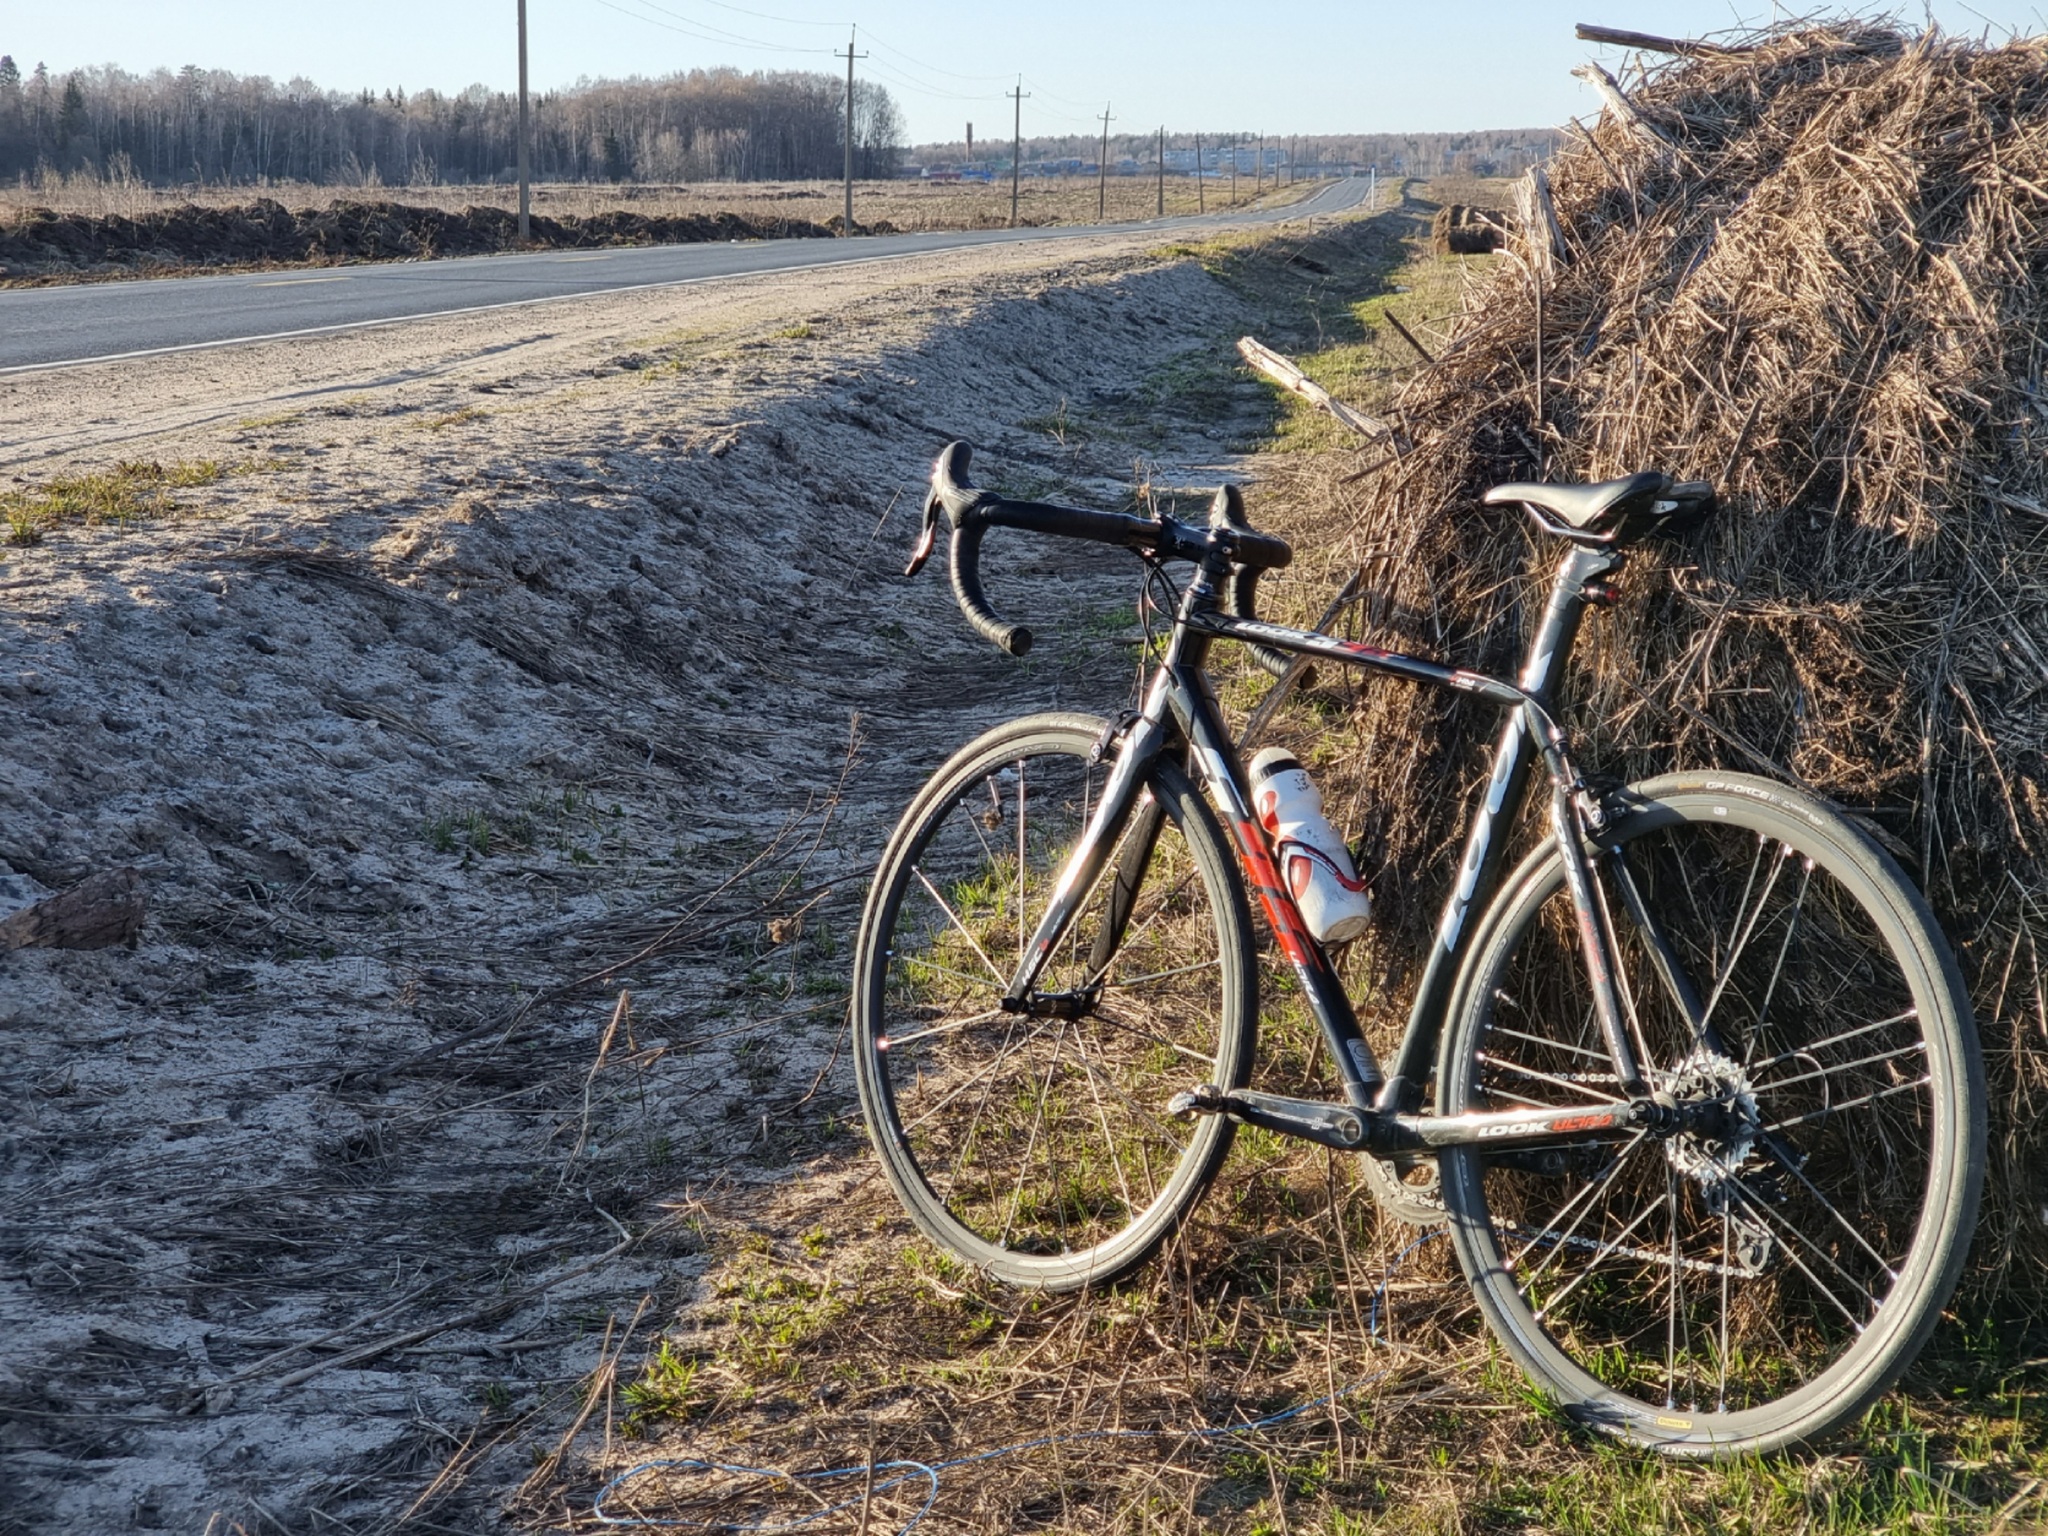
904,488,943,577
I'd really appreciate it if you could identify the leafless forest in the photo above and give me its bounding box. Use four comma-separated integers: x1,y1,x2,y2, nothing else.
0,51,1560,200
0,58,906,186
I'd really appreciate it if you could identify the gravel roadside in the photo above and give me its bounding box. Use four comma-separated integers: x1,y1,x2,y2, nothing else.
0,220,1304,1533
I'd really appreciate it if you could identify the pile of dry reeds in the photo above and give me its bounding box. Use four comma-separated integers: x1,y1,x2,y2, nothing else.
1287,20,2048,1299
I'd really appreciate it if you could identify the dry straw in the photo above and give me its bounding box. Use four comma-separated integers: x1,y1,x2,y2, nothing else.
1271,19,2048,1299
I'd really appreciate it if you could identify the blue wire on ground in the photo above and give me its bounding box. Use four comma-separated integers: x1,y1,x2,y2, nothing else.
592,1230,1449,1532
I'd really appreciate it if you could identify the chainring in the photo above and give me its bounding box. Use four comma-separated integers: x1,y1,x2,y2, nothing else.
1360,1151,1447,1226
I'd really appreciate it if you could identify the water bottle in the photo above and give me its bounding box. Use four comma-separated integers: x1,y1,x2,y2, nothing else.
1248,747,1373,944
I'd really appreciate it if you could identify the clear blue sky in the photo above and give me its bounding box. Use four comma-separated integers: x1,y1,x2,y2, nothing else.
8,1,2046,143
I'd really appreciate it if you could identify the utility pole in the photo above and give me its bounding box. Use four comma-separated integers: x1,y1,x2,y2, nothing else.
1194,131,1204,213
1156,126,1164,217
1229,134,1237,206
965,122,972,164
840,30,867,237
516,0,530,242
1008,78,1028,227
1096,103,1113,220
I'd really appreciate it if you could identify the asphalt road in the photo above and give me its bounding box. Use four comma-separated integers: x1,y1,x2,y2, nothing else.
0,177,1373,374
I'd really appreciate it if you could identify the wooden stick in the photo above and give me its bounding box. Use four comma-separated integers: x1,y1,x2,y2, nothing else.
1572,60,1671,149
1236,336,1395,441
1382,310,1435,365
855,1417,878,1536
0,867,145,951
1512,173,1551,282
1530,165,1569,268
1575,23,1747,58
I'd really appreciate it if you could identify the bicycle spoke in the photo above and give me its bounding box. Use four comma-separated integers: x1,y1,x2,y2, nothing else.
1721,1175,1876,1330
894,1015,1059,1136
877,1007,1007,1051
945,1014,1027,1203
1752,1039,1927,1094
1082,866,1202,991
1762,1074,1931,1133
888,952,1005,996
1486,1025,1615,1065
999,1021,1068,1251
1717,1199,1732,1411
1532,1194,1666,1322
1103,957,1222,990
911,864,1010,985
1739,857,1812,1060
1016,759,1027,972
1505,1132,1649,1288
1700,839,1791,1037
1075,1048,1136,1217
1665,1165,1682,1409
1748,1009,1918,1072
1749,1145,1903,1281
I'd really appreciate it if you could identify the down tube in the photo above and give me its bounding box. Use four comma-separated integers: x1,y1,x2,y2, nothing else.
1172,669,1384,1109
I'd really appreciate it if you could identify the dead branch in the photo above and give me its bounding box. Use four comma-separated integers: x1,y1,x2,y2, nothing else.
1236,336,1397,442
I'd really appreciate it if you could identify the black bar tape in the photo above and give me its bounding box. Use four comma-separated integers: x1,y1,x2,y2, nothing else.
949,518,1033,657
1209,484,1293,678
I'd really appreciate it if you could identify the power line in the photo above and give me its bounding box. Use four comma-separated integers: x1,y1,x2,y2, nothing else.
659,0,847,26
1019,75,1108,112
861,30,1017,83
616,0,839,51
860,54,1005,103
586,0,836,54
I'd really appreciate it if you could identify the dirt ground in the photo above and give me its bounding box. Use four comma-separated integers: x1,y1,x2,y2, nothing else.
0,204,1349,1533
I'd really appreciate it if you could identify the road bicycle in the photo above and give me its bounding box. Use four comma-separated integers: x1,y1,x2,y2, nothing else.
851,441,1985,1457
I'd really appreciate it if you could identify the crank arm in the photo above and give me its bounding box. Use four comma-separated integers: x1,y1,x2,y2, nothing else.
1169,1084,1366,1150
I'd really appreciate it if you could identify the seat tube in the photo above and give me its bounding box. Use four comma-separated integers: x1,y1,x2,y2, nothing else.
1376,543,1621,1112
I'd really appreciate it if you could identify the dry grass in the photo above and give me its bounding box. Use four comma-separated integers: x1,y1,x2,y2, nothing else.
1248,22,2048,1322
0,458,237,544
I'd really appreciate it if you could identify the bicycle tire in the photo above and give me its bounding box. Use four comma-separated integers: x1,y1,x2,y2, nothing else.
853,713,1257,1291
1437,772,1985,1457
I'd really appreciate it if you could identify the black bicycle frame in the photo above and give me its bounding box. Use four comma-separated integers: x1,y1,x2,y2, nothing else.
1001,538,1670,1157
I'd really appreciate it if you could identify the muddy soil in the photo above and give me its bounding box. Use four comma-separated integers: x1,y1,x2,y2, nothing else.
0,216,1325,1533
0,198,852,286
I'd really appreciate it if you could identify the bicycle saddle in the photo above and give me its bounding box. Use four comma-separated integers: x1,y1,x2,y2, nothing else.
1482,472,1667,530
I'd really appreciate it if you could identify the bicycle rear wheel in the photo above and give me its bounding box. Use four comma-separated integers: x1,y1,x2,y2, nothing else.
852,713,1255,1291
1438,773,1984,1456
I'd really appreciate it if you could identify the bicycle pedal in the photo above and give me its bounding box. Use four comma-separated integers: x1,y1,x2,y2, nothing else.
1168,1083,1227,1117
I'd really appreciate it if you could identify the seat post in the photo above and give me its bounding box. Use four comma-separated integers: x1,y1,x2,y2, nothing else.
1519,544,1626,707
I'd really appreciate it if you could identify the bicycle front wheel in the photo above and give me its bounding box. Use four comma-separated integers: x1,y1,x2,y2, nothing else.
1438,773,1984,1456
852,712,1255,1291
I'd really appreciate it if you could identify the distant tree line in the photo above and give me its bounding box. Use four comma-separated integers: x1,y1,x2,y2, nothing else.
0,55,906,187
916,128,1562,180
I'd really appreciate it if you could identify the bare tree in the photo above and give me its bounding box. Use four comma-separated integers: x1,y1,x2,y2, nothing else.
0,62,907,188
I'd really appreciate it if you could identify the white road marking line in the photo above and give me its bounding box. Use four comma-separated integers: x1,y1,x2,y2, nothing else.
251,275,353,287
